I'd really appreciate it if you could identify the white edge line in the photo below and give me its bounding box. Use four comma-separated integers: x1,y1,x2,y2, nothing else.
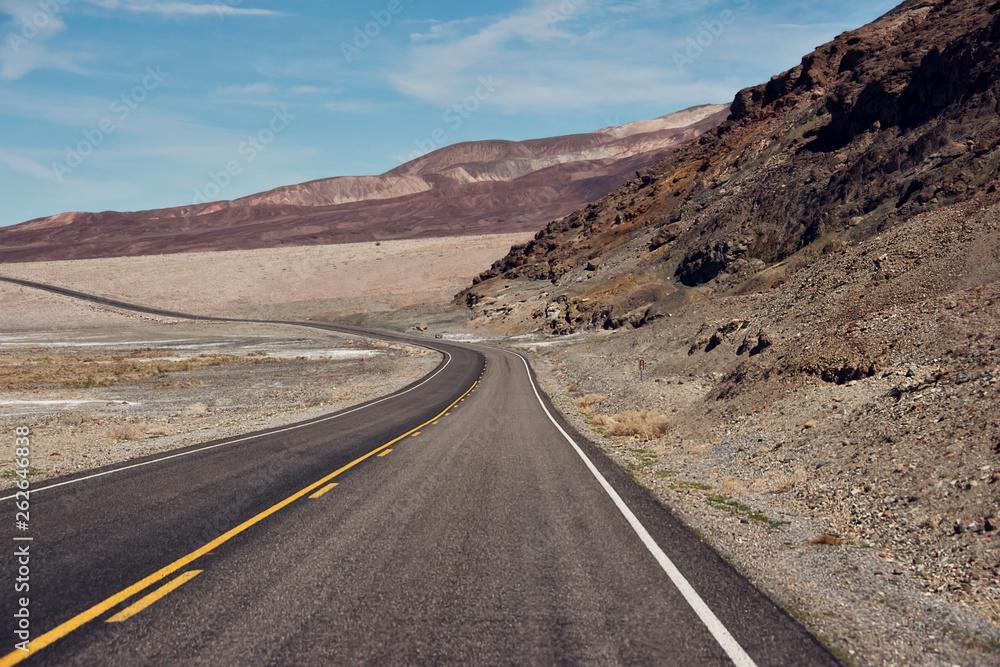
510,349,757,667
0,350,452,502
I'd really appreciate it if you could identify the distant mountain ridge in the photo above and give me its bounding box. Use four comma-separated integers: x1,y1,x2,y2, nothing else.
0,105,727,263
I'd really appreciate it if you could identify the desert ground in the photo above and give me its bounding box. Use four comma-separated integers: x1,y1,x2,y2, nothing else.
0,233,528,488
0,319,438,491
0,232,532,329
4,227,998,664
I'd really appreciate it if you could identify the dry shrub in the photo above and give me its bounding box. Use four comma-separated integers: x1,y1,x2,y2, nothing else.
575,394,606,412
750,467,808,494
182,402,209,417
58,411,89,426
591,410,672,441
566,381,581,392
109,422,148,442
0,349,267,392
719,476,747,495
155,380,202,389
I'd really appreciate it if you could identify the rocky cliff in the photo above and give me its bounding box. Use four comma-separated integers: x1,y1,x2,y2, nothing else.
467,0,1000,304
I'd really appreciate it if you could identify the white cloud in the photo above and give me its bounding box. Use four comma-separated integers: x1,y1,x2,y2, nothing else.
408,17,480,43
0,147,58,181
0,0,89,79
324,100,379,114
218,82,279,96
290,85,328,95
386,0,882,115
221,84,330,97
390,3,729,113
83,1,280,17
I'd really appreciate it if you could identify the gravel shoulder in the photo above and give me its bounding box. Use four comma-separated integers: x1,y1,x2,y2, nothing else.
517,342,998,666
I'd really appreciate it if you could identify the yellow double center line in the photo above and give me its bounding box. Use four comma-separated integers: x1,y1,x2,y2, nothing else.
1,374,482,666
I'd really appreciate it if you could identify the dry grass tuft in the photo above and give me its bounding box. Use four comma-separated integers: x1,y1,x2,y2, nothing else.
58,411,90,426
750,467,808,494
719,476,747,495
155,379,203,389
591,410,673,441
575,394,606,412
109,422,148,442
182,402,209,417
0,350,278,392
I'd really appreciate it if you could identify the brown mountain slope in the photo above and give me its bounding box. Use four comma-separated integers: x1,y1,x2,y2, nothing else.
0,105,726,263
458,1,1000,660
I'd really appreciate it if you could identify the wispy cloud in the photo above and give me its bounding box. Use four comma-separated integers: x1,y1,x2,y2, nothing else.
390,2,730,112
0,0,90,79
325,99,382,114
0,147,58,181
408,17,480,43
290,85,328,95
218,82,279,96
83,0,280,17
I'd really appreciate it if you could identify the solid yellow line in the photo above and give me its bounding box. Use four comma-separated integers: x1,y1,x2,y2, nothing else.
106,571,202,623
309,483,338,498
0,377,480,667
378,449,394,456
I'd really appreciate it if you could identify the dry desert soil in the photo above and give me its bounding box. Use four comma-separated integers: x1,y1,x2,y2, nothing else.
0,234,529,486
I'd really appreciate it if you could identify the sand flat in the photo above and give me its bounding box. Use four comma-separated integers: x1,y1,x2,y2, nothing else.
0,233,531,329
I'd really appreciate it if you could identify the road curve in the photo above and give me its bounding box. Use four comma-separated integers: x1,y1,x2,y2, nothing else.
0,277,839,665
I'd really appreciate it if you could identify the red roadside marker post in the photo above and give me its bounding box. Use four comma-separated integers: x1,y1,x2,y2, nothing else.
639,356,646,382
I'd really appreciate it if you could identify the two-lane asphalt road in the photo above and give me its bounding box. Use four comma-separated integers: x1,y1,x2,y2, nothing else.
0,278,839,665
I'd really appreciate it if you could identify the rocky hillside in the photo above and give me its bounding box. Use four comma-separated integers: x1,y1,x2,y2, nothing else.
468,1,999,299
0,106,726,263
459,1,1000,662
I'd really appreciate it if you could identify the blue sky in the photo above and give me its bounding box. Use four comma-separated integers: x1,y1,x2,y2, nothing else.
0,0,899,226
